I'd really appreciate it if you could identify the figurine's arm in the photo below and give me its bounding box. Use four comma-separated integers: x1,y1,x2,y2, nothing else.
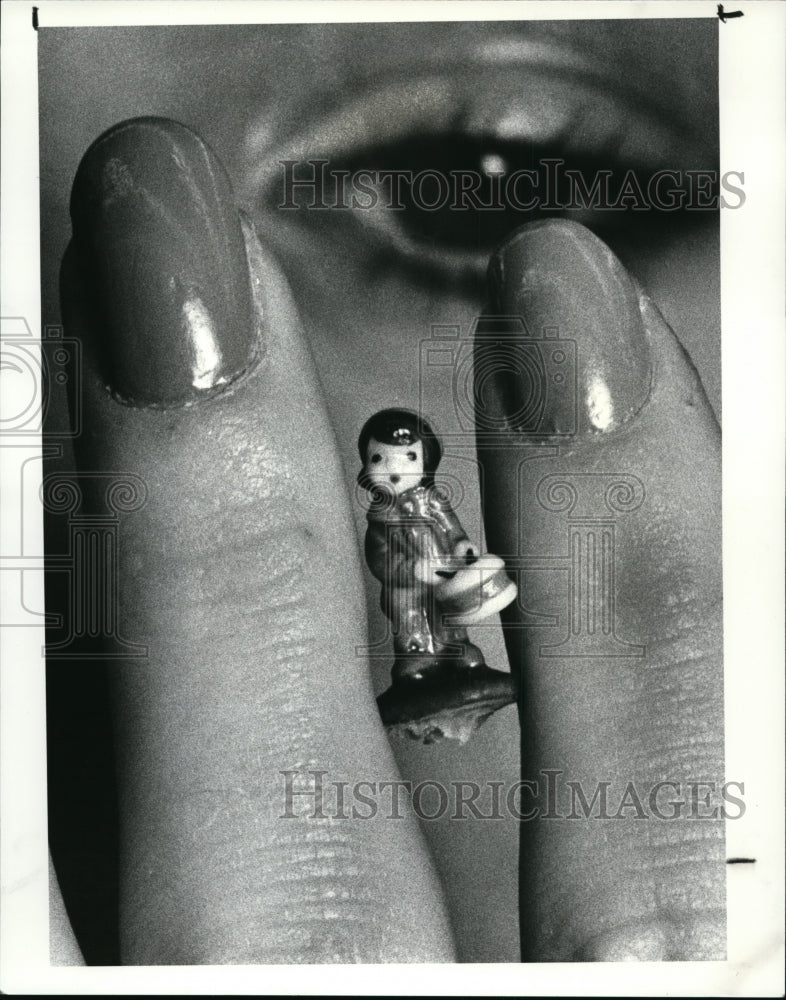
428,496,475,563
365,520,411,588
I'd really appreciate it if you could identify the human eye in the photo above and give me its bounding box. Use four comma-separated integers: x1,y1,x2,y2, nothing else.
244,32,717,290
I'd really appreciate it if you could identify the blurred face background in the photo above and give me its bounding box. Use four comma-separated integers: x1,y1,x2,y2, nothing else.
39,18,719,963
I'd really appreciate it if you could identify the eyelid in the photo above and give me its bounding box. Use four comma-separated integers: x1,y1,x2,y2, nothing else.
242,40,716,284
242,39,710,202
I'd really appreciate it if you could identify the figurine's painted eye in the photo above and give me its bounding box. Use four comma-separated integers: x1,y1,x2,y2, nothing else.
407,452,417,461
371,454,382,463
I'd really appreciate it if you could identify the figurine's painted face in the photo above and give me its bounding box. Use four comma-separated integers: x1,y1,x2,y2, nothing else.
365,437,424,496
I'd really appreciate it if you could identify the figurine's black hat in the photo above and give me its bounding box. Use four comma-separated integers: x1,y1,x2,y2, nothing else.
357,408,442,478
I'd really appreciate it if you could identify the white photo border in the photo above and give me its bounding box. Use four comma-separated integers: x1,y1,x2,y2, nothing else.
1,1,783,994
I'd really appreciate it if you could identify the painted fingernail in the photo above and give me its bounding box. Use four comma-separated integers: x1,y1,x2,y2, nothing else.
70,117,258,407
479,219,652,436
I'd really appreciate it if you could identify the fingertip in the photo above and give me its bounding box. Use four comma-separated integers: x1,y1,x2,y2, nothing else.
481,219,653,438
68,117,260,408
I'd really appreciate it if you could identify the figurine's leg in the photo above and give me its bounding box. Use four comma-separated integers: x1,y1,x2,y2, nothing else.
433,618,485,669
453,633,485,669
387,585,437,680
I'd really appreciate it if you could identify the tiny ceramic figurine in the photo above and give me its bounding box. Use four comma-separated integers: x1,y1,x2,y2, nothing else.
358,408,518,744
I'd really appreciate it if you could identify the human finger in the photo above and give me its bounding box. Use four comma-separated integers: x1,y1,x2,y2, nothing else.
62,117,455,964
476,219,724,960
49,853,85,966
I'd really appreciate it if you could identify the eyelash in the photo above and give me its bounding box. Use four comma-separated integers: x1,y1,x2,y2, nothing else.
345,133,687,246
265,134,708,290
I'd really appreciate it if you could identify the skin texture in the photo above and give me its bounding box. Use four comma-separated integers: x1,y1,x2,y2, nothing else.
49,853,84,966
479,221,723,959
60,178,455,962
40,20,723,963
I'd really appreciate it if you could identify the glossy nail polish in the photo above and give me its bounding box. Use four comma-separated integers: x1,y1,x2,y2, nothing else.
70,117,258,407
480,219,652,437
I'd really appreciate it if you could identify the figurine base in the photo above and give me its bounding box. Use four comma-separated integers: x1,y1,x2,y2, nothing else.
377,663,517,745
